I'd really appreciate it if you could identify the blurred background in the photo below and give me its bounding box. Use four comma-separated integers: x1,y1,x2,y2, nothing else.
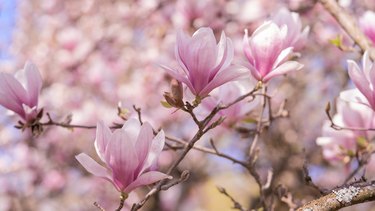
1,0,375,210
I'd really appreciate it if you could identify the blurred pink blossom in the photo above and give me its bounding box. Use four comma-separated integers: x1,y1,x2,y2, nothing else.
76,118,171,194
243,21,303,82
272,8,309,51
342,51,375,110
316,99,375,163
0,62,42,121
359,11,375,45
202,82,258,127
162,27,247,98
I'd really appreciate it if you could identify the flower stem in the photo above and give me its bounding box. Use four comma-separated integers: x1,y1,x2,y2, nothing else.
115,192,128,211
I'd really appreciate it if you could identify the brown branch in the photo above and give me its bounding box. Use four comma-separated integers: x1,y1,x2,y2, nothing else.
93,202,105,211
131,85,261,210
217,186,246,211
297,181,375,210
130,171,190,210
303,162,327,194
318,0,375,60
166,136,249,168
132,105,143,125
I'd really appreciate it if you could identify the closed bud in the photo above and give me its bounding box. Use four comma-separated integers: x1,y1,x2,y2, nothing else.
164,92,177,107
171,79,183,102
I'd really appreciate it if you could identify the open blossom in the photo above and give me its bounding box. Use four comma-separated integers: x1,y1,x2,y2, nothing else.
162,27,246,98
359,11,375,45
341,51,375,110
0,62,42,121
316,99,375,163
76,119,171,193
243,21,303,82
272,7,309,51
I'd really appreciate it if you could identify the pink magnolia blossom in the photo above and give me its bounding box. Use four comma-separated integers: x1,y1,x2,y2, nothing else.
76,119,171,194
0,62,42,121
342,51,375,110
272,8,309,51
243,21,303,83
162,27,247,98
316,99,375,163
359,11,375,44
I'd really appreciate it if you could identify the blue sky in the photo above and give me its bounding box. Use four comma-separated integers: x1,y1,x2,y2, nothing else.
0,0,17,60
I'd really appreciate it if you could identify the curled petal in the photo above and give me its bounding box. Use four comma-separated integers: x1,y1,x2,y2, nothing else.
135,122,154,172
94,121,112,162
124,171,172,193
347,60,373,103
263,61,303,82
141,130,165,173
160,64,196,95
75,153,112,180
199,65,248,97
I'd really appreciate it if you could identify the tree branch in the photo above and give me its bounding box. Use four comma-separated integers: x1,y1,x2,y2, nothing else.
297,181,375,210
318,0,375,60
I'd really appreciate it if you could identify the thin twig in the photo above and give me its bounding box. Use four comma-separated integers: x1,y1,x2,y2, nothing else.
217,186,246,211
93,202,105,211
132,105,143,125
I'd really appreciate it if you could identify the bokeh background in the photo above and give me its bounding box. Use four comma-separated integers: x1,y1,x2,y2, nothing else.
1,0,375,210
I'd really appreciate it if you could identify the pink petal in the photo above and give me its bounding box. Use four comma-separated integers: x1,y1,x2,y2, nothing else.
199,65,248,96
209,32,233,79
250,22,285,77
241,62,262,81
263,61,303,82
175,30,191,75
185,28,217,92
0,73,29,118
347,60,373,103
124,171,172,193
273,47,293,68
362,51,375,86
121,118,141,146
24,62,42,107
135,122,154,173
75,153,112,180
243,29,254,65
141,130,165,173
108,129,139,190
94,121,112,162
0,91,25,118
339,89,374,109
160,64,196,95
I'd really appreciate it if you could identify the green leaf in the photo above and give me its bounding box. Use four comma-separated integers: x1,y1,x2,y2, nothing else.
160,101,172,108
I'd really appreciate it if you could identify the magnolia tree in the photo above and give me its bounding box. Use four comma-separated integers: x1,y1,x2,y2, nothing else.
2,0,375,210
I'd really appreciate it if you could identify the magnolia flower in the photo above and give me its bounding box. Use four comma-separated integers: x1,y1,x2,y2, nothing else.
359,11,375,45
272,7,309,51
341,51,375,110
162,27,246,98
76,119,171,194
0,62,42,121
243,21,303,82
316,100,375,163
